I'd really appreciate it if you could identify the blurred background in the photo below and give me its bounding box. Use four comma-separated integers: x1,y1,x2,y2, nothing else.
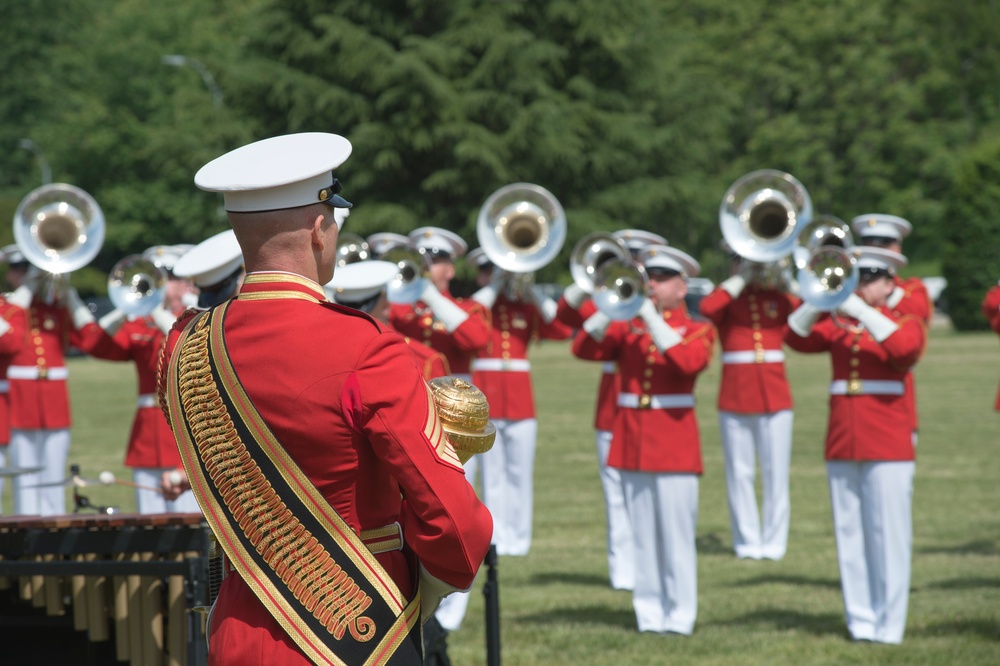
1,0,998,327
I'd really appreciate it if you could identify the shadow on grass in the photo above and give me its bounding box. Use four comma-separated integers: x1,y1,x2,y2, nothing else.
696,532,731,555
530,571,618,588
516,603,636,630
920,619,1000,641
708,608,846,637
917,539,999,556
731,573,841,590
924,576,1000,590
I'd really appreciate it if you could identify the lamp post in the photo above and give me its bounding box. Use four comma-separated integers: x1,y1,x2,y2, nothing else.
161,54,224,109
18,138,52,185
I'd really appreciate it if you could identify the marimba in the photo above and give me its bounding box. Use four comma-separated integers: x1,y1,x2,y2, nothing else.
0,513,212,665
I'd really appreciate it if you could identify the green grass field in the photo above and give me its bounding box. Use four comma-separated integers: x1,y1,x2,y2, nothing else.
12,327,999,665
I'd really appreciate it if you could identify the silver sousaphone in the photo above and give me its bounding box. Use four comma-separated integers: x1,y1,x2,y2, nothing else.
14,183,105,275
719,170,811,264
476,182,567,275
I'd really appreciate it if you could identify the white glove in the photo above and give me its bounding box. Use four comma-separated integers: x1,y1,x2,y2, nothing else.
151,304,177,335
7,284,34,310
638,298,682,352
98,308,127,335
529,285,558,324
420,282,469,333
838,293,898,342
582,310,611,342
0,317,10,337
887,286,904,309
418,564,463,625
561,283,589,310
719,273,747,299
64,286,95,329
787,302,822,337
472,269,507,310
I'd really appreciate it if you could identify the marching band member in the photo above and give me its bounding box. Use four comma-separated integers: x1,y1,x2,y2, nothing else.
366,231,410,259
472,253,573,557
699,248,799,560
161,132,492,665
554,229,666,591
326,260,450,380
785,246,926,644
5,251,105,515
0,246,28,512
572,244,715,636
86,245,200,514
982,281,1000,411
171,230,246,311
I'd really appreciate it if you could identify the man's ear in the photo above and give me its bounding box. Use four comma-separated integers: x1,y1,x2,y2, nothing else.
310,213,327,250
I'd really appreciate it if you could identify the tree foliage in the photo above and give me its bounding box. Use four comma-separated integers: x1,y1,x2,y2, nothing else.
1,0,998,307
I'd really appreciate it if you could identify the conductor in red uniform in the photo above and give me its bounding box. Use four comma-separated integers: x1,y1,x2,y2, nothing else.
785,246,926,644
573,244,715,636
162,132,492,665
699,250,799,560
983,282,1000,411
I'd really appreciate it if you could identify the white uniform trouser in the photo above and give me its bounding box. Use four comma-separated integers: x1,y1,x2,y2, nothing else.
10,428,70,516
827,460,914,644
480,417,537,556
595,430,634,590
718,410,793,560
621,470,698,635
132,468,201,514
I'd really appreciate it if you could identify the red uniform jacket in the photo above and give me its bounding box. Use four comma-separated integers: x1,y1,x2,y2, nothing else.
389,293,489,375
572,306,715,473
784,309,926,461
699,285,797,414
8,299,103,430
401,335,450,380
473,295,573,420
557,295,618,431
982,285,1000,410
0,300,28,445
891,275,931,430
163,273,492,664
87,318,180,469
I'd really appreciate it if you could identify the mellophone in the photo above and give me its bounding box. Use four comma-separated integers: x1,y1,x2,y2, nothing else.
0,512,214,666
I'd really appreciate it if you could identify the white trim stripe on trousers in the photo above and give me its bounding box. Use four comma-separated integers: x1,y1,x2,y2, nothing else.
471,358,531,372
618,393,695,409
721,350,785,364
829,380,904,396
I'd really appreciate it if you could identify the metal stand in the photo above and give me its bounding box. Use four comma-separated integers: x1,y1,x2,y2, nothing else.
483,545,501,666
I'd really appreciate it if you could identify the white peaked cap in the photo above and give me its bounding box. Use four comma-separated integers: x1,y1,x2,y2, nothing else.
613,229,669,254
408,227,468,258
1,244,26,265
172,229,244,287
467,247,491,268
851,214,912,241
194,132,353,215
639,244,701,277
326,260,398,304
143,244,195,272
855,246,907,272
367,232,410,258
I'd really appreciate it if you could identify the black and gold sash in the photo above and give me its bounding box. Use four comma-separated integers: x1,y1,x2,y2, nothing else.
165,303,422,665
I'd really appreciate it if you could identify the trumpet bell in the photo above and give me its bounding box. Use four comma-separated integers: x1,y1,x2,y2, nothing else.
592,259,649,321
108,255,167,317
570,232,630,293
384,247,430,305
798,246,859,311
336,232,371,267
476,183,566,273
720,170,811,263
14,183,105,274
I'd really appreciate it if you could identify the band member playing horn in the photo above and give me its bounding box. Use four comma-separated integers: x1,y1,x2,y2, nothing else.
161,132,492,664
366,231,410,259
0,246,28,512
7,184,108,515
982,281,1000,411
699,245,799,560
556,228,666,591
785,246,926,644
573,244,715,636
86,245,201,514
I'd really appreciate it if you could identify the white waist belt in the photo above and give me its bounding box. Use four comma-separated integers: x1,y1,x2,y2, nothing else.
618,392,695,409
0,380,8,393
137,394,157,408
602,362,617,375
829,379,904,396
722,350,785,364
472,358,531,372
7,365,68,381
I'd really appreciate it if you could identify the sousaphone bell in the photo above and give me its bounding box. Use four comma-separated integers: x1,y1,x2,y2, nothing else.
476,183,567,274
719,170,811,263
592,259,649,321
14,183,105,275
107,254,167,317
569,232,630,294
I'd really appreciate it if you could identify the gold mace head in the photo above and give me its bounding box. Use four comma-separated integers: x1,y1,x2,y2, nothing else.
428,376,496,463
